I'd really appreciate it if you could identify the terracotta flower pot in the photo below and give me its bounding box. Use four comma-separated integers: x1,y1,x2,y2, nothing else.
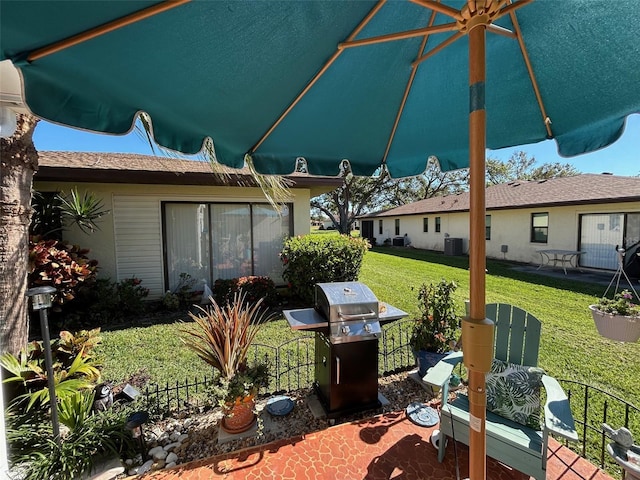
589,305,640,342
220,394,257,434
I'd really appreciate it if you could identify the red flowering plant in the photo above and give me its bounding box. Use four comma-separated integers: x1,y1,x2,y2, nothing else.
409,279,461,354
213,276,277,308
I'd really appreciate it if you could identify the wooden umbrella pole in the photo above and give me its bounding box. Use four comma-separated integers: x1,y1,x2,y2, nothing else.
465,18,495,480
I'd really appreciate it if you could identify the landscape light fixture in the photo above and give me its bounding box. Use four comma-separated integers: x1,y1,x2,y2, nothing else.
25,285,60,444
126,411,150,459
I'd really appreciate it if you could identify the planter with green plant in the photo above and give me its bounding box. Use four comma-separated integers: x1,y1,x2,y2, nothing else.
409,279,461,377
180,291,274,433
589,289,640,342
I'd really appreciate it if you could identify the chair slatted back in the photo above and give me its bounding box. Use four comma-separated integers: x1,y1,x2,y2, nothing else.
486,303,541,367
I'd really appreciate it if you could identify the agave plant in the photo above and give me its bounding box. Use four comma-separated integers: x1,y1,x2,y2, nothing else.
181,291,274,380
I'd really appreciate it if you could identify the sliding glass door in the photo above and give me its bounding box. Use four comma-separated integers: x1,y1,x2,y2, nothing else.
253,205,290,278
164,202,291,291
164,203,211,290
210,204,252,280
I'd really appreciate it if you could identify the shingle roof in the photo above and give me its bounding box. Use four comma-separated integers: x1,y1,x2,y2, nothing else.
361,174,640,218
35,151,342,189
38,151,232,174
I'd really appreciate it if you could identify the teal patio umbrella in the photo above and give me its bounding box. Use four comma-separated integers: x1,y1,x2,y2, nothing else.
2,1,639,478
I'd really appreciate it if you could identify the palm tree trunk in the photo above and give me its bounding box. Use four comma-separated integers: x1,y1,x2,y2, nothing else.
0,113,39,355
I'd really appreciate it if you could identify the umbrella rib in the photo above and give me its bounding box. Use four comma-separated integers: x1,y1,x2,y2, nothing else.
508,7,554,138
339,23,457,49
27,0,190,62
412,31,465,68
250,0,386,154
493,0,534,22
486,24,516,38
410,0,464,21
382,11,435,165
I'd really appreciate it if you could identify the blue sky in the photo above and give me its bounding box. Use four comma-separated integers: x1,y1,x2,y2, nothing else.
33,114,639,176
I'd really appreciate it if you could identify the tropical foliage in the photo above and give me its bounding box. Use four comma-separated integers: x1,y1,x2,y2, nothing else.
1,328,102,411
28,238,99,309
58,188,110,235
31,187,110,239
6,400,136,480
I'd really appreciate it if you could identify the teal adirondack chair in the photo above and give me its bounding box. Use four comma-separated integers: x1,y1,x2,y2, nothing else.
423,304,578,480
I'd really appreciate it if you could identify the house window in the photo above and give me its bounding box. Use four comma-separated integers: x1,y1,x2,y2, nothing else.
435,217,441,233
531,212,549,243
395,219,400,236
423,217,428,233
379,219,383,235
163,202,292,290
485,215,491,240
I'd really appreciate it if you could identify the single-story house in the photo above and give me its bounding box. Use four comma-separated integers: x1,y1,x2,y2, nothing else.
34,152,342,299
359,174,640,274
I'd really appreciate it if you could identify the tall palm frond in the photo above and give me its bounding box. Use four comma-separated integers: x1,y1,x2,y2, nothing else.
136,113,292,210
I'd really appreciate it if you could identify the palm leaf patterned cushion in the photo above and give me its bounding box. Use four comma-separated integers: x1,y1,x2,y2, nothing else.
486,358,545,430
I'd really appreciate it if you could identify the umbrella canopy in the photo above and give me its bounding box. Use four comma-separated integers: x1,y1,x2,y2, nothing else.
1,1,638,177
2,2,639,479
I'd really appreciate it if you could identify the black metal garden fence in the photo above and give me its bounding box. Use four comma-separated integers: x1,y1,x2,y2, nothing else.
137,321,639,479
560,379,640,479
138,318,414,417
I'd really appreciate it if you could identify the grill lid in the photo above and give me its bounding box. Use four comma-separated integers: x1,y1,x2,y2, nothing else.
315,282,378,323
315,282,381,344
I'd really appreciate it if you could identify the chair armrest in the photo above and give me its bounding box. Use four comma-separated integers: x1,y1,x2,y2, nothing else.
541,374,579,442
422,351,464,387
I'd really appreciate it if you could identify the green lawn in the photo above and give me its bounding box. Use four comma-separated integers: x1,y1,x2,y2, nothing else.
96,247,640,407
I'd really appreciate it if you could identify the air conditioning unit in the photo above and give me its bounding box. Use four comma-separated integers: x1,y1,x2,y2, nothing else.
444,238,463,256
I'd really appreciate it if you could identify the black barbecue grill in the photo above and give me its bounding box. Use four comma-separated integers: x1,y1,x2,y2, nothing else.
284,281,407,418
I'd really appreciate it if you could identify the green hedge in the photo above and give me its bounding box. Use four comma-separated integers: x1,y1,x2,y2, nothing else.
281,235,369,303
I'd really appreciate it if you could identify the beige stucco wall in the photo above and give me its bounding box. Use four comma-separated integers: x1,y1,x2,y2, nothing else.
34,181,311,298
365,201,640,265
368,213,469,252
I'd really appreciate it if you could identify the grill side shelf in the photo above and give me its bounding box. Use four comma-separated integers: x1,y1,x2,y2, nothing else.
378,303,409,325
283,308,329,332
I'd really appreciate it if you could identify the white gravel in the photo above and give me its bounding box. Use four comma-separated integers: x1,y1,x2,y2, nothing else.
129,370,436,474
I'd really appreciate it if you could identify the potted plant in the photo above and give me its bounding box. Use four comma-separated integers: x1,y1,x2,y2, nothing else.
180,291,274,433
410,279,461,377
589,289,640,342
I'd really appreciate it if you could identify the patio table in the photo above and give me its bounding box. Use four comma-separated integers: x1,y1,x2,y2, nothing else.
537,249,585,275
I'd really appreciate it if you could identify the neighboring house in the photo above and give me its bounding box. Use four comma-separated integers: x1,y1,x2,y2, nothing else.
34,152,342,299
359,174,640,274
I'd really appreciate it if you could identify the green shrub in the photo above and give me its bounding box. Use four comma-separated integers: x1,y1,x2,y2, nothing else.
212,276,278,308
280,234,369,303
115,278,150,315
79,277,150,324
